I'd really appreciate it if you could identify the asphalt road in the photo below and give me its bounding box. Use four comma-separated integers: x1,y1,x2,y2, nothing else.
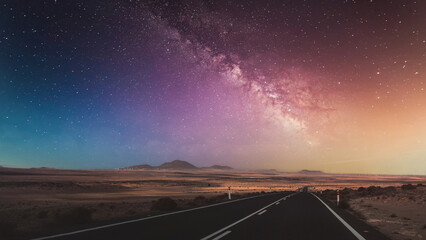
30,192,390,240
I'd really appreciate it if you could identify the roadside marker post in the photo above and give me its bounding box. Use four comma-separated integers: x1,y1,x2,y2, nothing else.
228,186,231,200
337,190,340,206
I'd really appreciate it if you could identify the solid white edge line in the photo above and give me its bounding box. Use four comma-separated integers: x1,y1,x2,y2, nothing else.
31,193,282,240
211,230,231,240
311,193,366,240
257,210,267,215
200,193,297,240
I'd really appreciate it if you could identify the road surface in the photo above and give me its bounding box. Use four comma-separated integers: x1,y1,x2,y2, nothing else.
30,192,389,240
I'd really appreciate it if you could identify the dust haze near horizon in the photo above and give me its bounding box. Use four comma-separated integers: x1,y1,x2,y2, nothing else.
0,1,425,175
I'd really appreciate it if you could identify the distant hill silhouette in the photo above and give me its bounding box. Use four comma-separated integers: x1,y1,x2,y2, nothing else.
124,164,154,170
298,169,325,174
122,160,232,171
159,160,198,170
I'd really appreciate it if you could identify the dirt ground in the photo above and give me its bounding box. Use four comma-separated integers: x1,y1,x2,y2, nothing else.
321,185,426,240
0,167,425,239
349,186,426,240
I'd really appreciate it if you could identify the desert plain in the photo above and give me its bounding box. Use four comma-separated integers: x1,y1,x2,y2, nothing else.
0,166,425,239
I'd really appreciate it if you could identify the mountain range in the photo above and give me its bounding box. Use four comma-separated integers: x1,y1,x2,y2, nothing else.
121,160,233,171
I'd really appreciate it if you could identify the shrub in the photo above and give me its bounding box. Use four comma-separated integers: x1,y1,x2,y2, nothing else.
207,194,228,204
232,193,242,199
367,186,380,192
55,207,93,225
338,200,350,209
401,184,416,190
151,197,177,211
342,188,351,194
390,213,397,218
188,196,207,206
194,195,206,203
357,187,366,192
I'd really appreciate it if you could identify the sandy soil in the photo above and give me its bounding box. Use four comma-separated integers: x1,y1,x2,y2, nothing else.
0,167,425,239
320,185,426,240
349,187,426,240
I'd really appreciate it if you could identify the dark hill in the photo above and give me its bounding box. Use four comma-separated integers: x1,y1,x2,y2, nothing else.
122,160,233,171
123,164,154,170
204,165,233,170
158,160,198,170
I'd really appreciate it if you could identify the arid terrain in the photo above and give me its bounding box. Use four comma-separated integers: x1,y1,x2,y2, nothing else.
0,166,425,239
321,185,426,240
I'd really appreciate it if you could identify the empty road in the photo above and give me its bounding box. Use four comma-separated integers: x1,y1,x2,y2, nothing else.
30,192,389,240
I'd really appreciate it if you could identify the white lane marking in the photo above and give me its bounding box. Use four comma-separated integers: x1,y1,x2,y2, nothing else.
257,210,267,215
32,193,283,240
311,193,366,240
275,202,280,205
212,230,231,240
201,193,297,240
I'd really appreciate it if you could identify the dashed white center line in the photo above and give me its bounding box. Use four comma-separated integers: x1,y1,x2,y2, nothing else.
201,193,297,240
275,202,280,205
212,230,231,240
258,210,267,215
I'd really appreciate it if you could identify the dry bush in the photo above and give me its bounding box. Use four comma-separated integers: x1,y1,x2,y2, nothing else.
150,197,177,211
401,184,416,190
338,200,351,209
193,195,207,204
206,194,228,204
54,207,93,226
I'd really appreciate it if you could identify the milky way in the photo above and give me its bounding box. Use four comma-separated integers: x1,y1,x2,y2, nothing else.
0,1,425,174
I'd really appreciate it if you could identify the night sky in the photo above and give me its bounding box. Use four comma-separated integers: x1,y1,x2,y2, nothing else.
0,1,425,174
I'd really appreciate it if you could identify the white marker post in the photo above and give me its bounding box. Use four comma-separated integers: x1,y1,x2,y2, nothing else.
228,186,231,200
269,187,272,193
337,190,340,206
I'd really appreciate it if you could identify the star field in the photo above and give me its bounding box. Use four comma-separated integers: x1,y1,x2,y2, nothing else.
0,0,425,174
